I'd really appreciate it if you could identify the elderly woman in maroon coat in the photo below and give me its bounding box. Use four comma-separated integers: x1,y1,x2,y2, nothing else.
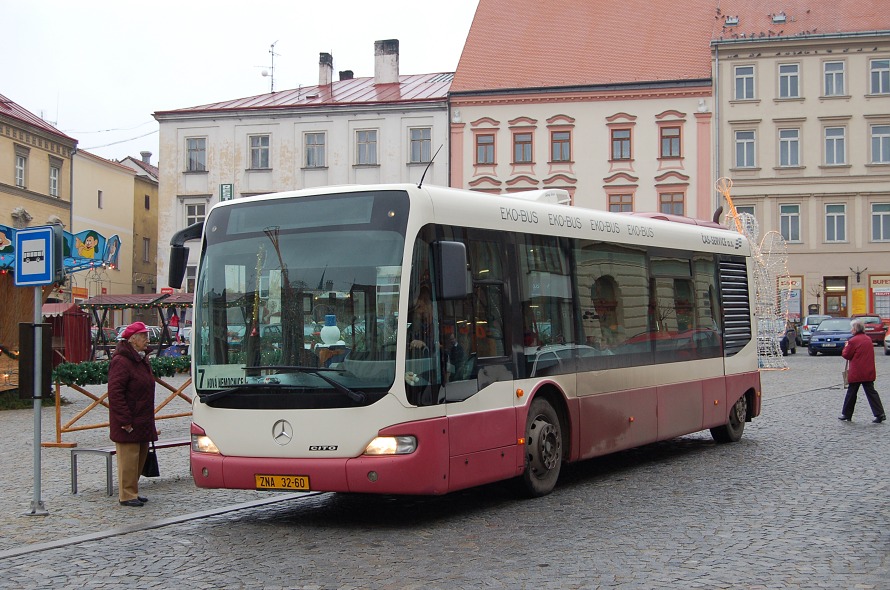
840,318,886,423
108,321,158,506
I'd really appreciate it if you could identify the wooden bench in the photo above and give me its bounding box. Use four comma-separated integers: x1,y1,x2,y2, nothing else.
70,438,191,496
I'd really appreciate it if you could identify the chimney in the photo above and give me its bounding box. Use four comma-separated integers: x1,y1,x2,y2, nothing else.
374,39,399,84
140,151,152,164
339,70,354,81
319,52,333,86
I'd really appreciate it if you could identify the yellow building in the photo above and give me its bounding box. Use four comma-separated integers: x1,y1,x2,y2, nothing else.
1,93,77,389
71,150,136,328
119,152,160,326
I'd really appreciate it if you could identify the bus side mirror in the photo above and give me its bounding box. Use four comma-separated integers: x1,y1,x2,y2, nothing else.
168,245,189,289
168,221,204,289
433,241,472,300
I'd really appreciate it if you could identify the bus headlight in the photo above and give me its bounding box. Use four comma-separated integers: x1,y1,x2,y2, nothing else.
363,435,417,455
191,434,220,454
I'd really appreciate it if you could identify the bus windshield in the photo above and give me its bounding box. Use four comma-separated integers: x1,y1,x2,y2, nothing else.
191,190,409,406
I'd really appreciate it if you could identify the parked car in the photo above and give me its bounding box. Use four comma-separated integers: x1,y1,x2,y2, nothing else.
798,314,831,346
90,326,117,342
851,314,887,346
885,333,890,356
780,324,798,356
807,317,854,355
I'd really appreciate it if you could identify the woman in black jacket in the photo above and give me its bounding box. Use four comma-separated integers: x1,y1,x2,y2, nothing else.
108,322,157,506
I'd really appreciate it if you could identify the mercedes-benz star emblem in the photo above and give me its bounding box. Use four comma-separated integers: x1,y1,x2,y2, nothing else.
272,419,293,446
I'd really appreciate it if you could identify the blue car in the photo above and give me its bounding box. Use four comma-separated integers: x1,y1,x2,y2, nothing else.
807,317,853,356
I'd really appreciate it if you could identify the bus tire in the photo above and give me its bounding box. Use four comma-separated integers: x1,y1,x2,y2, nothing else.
710,394,747,443
519,397,563,497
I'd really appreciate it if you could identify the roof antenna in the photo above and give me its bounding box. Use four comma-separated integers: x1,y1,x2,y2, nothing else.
417,144,443,189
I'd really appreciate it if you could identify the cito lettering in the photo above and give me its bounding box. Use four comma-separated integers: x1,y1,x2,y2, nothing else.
500,207,539,224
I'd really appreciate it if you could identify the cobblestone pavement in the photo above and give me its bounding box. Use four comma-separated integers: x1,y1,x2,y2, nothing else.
0,353,888,588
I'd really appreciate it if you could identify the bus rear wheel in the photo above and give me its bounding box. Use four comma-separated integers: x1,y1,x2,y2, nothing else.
520,398,563,497
710,394,747,443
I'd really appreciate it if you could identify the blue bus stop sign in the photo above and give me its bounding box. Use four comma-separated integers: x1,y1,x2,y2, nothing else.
14,225,63,287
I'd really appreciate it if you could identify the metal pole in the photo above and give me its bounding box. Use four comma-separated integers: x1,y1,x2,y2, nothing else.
27,287,48,516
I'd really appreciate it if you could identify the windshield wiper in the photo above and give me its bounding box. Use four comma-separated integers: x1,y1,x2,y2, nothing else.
197,382,275,404
244,365,367,405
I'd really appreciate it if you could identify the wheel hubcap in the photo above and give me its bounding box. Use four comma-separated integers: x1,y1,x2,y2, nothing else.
529,416,561,476
732,396,747,425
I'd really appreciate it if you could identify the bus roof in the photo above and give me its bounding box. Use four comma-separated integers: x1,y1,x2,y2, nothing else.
210,184,752,257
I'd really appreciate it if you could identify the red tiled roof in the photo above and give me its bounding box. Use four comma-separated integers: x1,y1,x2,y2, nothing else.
452,0,718,93
714,0,890,41
0,92,76,142
154,73,453,117
452,0,890,94
123,156,159,179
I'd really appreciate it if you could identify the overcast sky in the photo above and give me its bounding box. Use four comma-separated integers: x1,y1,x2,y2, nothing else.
2,0,479,164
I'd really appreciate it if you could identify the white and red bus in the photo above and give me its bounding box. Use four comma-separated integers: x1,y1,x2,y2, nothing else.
168,183,760,497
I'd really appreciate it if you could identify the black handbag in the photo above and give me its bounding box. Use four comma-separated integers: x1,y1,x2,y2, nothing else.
142,441,160,478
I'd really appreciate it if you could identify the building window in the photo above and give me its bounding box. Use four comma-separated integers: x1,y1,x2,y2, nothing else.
97,190,103,209
15,155,26,188
356,129,378,165
824,61,845,96
825,204,846,242
872,203,890,241
142,237,151,263
305,132,326,168
513,132,533,164
779,63,800,98
780,204,800,242
870,59,890,95
825,127,846,165
186,265,197,294
551,131,571,162
659,193,684,215
186,202,206,226
779,128,800,167
476,134,495,164
611,129,631,160
871,125,890,164
409,127,431,163
186,137,206,172
660,127,681,158
249,135,270,169
609,194,633,212
144,194,151,210
736,205,755,217
734,65,755,100
735,130,756,168
49,166,60,197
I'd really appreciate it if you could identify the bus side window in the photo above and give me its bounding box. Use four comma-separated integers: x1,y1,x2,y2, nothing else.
468,238,507,359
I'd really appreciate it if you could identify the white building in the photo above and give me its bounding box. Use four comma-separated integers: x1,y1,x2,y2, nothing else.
153,39,452,292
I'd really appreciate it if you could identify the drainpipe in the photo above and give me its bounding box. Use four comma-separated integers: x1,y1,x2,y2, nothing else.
68,146,77,303
713,44,721,214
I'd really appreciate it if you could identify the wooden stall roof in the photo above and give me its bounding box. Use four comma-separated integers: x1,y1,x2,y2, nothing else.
79,293,193,309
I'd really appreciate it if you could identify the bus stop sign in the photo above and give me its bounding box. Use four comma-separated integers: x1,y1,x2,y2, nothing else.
14,225,64,287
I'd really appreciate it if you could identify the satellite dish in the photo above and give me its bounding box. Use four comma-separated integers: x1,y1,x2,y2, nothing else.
261,70,269,77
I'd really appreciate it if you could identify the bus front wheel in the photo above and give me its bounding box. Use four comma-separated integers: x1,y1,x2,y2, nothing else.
520,397,563,497
710,395,747,443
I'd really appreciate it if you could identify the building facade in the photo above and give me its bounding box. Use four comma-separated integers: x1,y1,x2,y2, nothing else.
153,39,452,293
0,93,77,368
119,152,160,325
449,0,718,218
71,150,136,327
712,4,890,319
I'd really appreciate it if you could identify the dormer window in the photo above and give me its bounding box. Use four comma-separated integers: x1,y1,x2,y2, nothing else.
725,16,739,26
772,13,786,24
